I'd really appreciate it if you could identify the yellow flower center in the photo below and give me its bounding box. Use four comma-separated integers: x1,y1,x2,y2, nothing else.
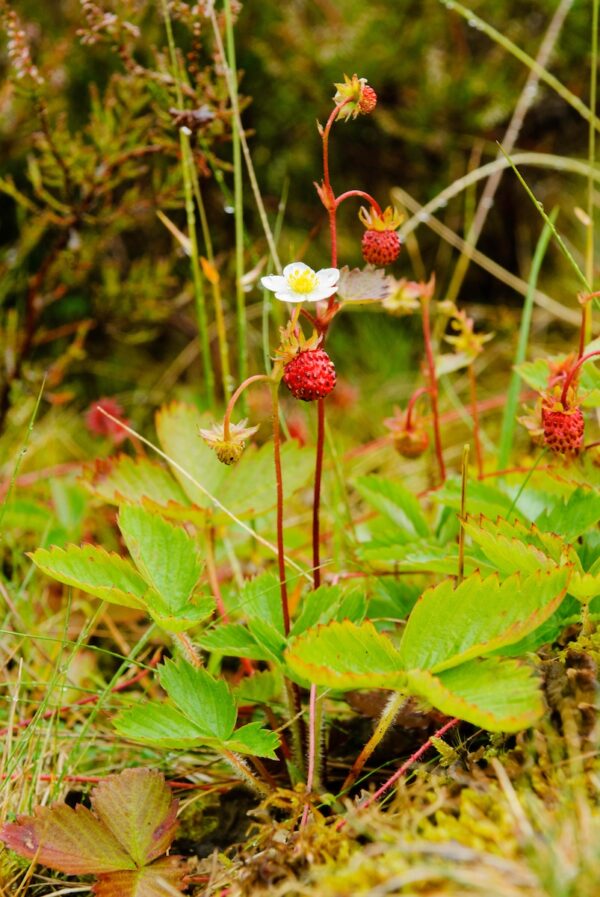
287,268,318,294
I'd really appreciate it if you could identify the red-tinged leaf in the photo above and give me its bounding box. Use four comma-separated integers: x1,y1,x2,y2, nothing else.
92,857,187,897
0,804,134,874
91,769,179,867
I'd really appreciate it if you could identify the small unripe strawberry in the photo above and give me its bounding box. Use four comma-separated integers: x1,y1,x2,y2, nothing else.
283,349,336,402
541,404,584,455
358,85,377,114
393,427,429,459
361,229,401,267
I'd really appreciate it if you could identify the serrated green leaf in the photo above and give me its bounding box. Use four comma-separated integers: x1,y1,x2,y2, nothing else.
336,590,368,624
580,356,600,408
158,659,236,740
360,540,486,575
200,623,277,661
356,476,429,538
284,620,405,690
247,618,287,662
290,585,344,636
495,594,582,655
91,769,178,867
235,573,284,633
146,594,214,633
233,669,283,705
462,519,559,576
155,403,228,509
514,358,549,390
218,440,314,518
469,516,570,563
406,657,543,732
84,454,195,520
398,568,569,673
114,703,209,749
29,545,148,609
433,478,525,523
222,722,280,759
536,489,600,541
156,402,313,520
118,506,202,613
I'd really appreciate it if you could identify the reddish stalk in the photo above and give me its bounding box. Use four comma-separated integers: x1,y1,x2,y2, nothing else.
421,295,446,484
468,364,484,479
335,190,382,213
405,386,430,430
0,649,162,737
560,349,600,406
223,373,270,440
300,683,318,828
272,385,290,635
312,398,326,590
337,717,460,830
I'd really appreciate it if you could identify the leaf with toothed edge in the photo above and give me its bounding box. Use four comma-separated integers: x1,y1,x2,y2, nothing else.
90,769,178,866
92,858,187,896
284,620,406,690
28,544,148,610
118,505,202,613
0,768,186,896
397,568,570,674
405,657,543,732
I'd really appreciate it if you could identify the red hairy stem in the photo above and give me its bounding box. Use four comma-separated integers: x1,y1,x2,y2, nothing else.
405,386,430,431
560,349,600,406
468,364,484,479
271,385,291,635
300,683,318,828
222,373,270,440
336,717,460,830
312,398,326,590
421,295,446,483
335,190,382,214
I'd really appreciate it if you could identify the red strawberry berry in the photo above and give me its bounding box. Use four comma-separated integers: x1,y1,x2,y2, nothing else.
361,229,401,267
542,404,584,455
359,85,377,114
283,349,336,402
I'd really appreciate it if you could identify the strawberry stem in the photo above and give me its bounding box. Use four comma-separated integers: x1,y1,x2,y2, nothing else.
223,373,270,441
335,189,382,214
405,386,430,431
560,349,600,406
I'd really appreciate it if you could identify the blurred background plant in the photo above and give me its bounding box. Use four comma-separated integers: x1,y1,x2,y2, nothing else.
0,0,595,451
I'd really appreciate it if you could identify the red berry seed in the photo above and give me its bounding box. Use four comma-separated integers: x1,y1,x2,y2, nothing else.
359,85,377,114
283,349,337,402
542,406,584,455
361,229,401,267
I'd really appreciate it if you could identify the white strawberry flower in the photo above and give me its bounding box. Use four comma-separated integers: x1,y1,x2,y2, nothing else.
261,263,340,304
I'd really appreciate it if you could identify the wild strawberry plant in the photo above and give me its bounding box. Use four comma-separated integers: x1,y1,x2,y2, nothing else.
2,5,600,894
19,64,600,822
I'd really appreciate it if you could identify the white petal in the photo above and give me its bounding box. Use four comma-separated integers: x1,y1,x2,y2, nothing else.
274,289,306,303
261,275,287,292
283,262,312,278
317,268,340,287
306,286,338,303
